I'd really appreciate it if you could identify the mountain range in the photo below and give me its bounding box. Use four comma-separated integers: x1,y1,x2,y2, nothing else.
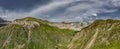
0,17,120,49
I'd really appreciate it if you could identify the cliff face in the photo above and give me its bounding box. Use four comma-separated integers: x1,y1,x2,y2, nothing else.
49,22,89,31
68,19,120,49
0,17,75,49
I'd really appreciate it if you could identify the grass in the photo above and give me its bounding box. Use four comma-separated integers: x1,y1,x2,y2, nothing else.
0,17,75,49
68,19,120,49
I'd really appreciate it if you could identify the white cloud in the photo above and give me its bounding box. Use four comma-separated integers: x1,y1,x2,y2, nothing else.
75,17,81,19
29,1,72,16
92,13,97,16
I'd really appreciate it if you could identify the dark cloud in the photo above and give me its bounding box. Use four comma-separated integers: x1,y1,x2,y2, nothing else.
0,0,50,10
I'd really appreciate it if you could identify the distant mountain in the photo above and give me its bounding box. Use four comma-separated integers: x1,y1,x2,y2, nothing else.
0,18,6,23
0,18,10,27
68,19,120,49
49,22,89,31
0,17,75,49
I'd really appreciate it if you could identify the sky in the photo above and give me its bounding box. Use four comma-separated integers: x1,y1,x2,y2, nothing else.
0,0,120,22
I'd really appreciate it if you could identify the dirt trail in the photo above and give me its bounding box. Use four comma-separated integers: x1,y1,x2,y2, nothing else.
84,29,99,49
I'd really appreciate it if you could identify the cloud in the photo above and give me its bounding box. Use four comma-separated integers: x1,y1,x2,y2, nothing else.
0,0,120,22
0,8,29,20
29,1,72,16
111,0,120,7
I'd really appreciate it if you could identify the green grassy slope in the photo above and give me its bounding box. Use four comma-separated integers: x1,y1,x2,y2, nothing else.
68,19,120,49
0,17,75,49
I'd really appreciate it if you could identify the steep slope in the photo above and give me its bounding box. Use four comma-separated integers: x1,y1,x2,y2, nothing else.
68,19,120,49
0,17,75,49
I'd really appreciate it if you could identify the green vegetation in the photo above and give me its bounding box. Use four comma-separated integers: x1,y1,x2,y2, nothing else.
1,17,120,49
68,19,120,49
0,17,75,49
15,17,49,24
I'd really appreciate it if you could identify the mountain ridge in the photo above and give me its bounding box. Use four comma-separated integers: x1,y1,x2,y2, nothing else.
0,17,75,49
0,17,120,49
68,19,120,49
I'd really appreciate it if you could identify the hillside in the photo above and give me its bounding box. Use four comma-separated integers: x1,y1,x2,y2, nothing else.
1,17,120,49
49,22,89,31
0,17,75,49
68,19,120,49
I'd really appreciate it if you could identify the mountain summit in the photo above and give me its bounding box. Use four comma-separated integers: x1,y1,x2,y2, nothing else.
0,17,75,49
